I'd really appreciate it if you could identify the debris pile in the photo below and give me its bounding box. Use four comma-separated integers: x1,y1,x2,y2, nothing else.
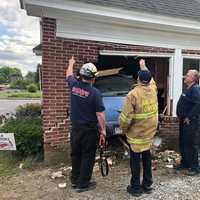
49,166,72,189
152,150,181,170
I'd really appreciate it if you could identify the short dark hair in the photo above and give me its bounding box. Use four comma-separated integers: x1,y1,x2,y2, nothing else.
138,70,152,84
81,75,94,80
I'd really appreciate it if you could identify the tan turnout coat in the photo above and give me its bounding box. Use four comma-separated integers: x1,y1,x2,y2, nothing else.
119,79,158,152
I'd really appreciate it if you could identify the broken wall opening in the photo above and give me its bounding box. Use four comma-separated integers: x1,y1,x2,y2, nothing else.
96,55,169,114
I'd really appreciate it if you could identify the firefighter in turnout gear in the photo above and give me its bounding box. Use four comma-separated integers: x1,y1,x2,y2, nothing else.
119,59,158,197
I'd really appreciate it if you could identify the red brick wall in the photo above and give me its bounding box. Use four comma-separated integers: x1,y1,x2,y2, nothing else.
42,17,178,163
42,18,70,163
159,117,179,150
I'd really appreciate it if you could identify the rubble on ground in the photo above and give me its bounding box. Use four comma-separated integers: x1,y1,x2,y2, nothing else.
3,154,200,200
151,149,181,171
58,183,67,189
50,171,64,179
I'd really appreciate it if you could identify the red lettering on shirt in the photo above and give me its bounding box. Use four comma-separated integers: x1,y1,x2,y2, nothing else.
72,87,90,98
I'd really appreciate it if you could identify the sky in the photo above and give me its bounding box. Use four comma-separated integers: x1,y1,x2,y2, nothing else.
0,0,41,76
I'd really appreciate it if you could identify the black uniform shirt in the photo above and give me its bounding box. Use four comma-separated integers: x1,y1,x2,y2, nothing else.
67,75,105,126
176,84,200,119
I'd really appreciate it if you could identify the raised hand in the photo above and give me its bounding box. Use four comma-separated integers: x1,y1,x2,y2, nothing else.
139,59,146,70
68,56,75,66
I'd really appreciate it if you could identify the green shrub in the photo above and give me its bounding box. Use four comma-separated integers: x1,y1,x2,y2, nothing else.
16,103,41,118
0,103,43,157
27,83,37,93
10,80,30,90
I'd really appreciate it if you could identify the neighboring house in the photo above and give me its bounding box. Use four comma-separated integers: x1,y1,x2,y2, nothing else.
10,74,23,82
20,0,200,163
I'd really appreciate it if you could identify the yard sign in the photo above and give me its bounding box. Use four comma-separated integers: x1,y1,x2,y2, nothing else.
0,133,16,151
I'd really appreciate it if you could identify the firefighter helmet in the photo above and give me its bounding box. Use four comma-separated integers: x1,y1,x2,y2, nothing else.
79,63,98,78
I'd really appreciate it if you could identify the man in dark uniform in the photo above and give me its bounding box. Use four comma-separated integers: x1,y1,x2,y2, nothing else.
66,56,106,192
176,69,200,176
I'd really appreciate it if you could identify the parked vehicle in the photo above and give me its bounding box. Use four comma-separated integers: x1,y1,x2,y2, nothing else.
95,71,134,137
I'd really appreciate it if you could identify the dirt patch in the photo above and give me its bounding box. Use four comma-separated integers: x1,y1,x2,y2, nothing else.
2,157,200,200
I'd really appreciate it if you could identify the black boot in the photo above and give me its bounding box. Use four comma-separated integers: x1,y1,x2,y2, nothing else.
127,185,143,197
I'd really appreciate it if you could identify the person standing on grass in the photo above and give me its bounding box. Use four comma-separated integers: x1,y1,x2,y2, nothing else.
66,56,106,193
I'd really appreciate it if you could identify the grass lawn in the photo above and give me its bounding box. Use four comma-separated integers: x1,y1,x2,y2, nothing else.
0,152,41,177
0,152,20,177
0,90,42,98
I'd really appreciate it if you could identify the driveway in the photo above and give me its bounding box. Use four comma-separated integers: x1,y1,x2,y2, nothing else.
0,99,41,115
1,158,200,200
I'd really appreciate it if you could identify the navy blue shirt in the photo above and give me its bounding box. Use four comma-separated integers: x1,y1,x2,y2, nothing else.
67,75,105,125
176,84,200,119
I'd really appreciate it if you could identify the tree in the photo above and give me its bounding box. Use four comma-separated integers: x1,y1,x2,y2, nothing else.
25,71,36,83
0,66,22,84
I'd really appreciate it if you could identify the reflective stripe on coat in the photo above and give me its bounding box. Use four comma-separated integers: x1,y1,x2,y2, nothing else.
119,79,158,152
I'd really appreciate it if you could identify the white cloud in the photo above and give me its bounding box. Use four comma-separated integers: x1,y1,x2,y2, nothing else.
0,0,41,76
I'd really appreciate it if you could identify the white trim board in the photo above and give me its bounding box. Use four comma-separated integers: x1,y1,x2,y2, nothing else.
172,49,183,116
22,0,200,49
182,54,200,59
22,0,200,50
56,17,200,50
99,50,174,58
23,0,200,31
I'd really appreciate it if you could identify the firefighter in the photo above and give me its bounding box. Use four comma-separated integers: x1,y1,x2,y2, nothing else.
176,69,200,176
119,59,158,197
66,56,106,193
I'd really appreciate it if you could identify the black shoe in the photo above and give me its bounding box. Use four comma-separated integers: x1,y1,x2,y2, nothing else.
75,181,96,193
127,185,143,197
71,183,77,189
187,169,200,176
142,185,153,194
70,176,78,189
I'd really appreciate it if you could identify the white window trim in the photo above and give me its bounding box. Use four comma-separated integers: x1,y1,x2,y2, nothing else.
172,49,183,117
182,54,200,84
172,53,200,117
182,54,200,60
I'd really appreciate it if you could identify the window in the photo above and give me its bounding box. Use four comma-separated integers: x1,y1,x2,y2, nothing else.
183,58,200,74
182,58,200,90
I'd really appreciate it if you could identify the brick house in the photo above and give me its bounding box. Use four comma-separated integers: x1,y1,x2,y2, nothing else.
20,0,200,163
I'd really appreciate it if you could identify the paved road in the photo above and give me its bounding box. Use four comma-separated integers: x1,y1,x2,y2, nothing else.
0,99,41,115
